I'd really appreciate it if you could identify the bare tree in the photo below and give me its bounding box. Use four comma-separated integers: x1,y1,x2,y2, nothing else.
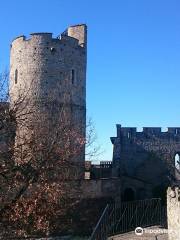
0,71,98,238
86,117,102,161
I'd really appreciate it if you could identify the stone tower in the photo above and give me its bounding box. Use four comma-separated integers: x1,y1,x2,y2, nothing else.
9,24,87,178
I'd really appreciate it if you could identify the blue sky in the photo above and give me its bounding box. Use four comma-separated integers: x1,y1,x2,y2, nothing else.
0,0,180,161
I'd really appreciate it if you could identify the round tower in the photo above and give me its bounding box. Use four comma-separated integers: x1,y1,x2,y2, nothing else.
9,24,87,178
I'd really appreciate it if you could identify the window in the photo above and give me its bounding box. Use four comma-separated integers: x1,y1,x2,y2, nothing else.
175,153,180,169
71,69,75,84
15,69,18,84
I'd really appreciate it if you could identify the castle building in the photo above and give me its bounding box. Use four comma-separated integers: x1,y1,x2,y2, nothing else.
111,124,180,201
6,22,180,202
9,24,87,178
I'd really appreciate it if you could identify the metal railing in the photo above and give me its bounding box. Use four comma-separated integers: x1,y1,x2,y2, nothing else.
89,204,110,240
89,198,166,240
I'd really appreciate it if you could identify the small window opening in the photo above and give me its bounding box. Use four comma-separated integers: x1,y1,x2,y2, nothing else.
15,69,18,84
71,69,75,84
175,153,180,169
50,47,55,53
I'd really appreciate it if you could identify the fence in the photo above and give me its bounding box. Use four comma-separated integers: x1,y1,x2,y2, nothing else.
90,198,167,240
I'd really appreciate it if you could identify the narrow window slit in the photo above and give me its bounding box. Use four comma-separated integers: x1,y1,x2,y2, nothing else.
71,69,75,84
15,69,18,84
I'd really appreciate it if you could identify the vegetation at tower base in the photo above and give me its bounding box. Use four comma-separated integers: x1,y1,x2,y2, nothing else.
0,71,98,238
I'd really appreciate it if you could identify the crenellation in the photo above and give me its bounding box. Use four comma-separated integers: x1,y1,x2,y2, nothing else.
11,27,86,51
30,32,52,36
67,24,87,47
116,124,121,137
116,125,180,139
11,35,26,45
168,127,180,135
120,127,136,138
143,127,161,134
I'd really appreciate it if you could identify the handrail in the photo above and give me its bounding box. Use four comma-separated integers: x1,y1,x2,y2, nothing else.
89,204,109,240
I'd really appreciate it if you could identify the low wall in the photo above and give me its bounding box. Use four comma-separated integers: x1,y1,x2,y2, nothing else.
81,178,121,200
167,186,180,240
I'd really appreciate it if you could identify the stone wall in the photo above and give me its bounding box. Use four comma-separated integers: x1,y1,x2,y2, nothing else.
121,175,153,201
111,124,180,199
167,186,180,240
81,178,121,199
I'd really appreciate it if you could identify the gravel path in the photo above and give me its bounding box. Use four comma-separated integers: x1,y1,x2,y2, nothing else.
108,226,168,240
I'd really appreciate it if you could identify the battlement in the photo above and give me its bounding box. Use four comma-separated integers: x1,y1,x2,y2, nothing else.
10,24,87,108
11,24,87,49
115,124,180,139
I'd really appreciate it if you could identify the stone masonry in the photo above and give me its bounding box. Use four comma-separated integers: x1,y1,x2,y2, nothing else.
9,24,87,178
111,124,180,200
167,186,180,240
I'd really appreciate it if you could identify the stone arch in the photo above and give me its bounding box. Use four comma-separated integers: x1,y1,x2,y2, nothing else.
174,152,180,181
175,152,180,170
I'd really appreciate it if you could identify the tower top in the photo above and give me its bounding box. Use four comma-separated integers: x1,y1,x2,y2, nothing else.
11,24,87,48
65,24,87,47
